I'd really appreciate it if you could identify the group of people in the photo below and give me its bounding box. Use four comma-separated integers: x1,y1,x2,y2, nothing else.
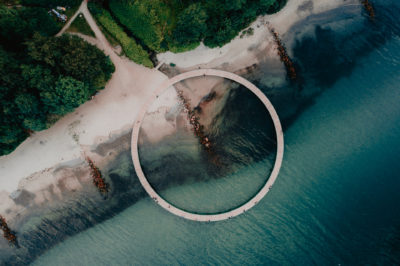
0,215,17,246
177,90,212,150
269,26,297,81
86,157,109,194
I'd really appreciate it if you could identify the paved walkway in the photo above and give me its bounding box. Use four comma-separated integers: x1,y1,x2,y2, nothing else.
131,69,284,222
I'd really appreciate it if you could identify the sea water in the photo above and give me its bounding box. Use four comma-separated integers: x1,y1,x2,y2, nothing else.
139,80,277,214
29,1,400,264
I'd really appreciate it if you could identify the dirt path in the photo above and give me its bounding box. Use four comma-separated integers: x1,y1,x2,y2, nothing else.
56,1,86,37
0,0,170,195
79,1,122,65
56,0,121,65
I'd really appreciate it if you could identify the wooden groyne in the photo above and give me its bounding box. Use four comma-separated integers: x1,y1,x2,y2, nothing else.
269,26,297,81
0,215,17,246
86,157,109,194
177,90,212,150
361,0,375,19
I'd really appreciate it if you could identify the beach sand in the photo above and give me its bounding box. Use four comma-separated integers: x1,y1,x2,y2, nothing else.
0,0,359,223
157,0,359,71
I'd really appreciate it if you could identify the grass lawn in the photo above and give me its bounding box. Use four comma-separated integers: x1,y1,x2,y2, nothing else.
53,4,79,29
67,13,95,37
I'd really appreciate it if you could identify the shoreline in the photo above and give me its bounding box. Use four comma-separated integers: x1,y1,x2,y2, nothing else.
157,0,358,70
0,0,361,252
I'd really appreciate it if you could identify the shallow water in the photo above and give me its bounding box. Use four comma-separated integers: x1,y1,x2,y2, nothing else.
9,0,400,265
139,80,277,214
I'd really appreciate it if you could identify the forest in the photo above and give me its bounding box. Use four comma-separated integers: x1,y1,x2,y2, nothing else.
0,4,114,156
105,0,287,52
0,0,286,155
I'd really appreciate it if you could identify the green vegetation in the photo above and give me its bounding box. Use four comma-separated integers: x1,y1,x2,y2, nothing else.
108,0,286,52
88,2,153,68
0,0,287,155
20,0,81,28
0,0,20,5
20,0,80,7
0,5,114,156
240,27,254,38
97,22,120,48
67,13,95,37
108,0,178,52
0,6,61,50
171,3,207,50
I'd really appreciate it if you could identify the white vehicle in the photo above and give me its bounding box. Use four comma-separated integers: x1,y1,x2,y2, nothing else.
51,9,67,22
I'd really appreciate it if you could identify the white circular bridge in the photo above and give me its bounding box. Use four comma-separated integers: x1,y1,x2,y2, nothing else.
131,69,284,222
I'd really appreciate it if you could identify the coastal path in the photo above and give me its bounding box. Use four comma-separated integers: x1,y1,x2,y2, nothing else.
131,69,284,222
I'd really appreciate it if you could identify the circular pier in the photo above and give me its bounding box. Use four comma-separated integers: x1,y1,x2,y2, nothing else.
131,69,284,222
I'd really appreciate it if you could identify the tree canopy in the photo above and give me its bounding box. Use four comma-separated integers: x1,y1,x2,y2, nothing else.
108,0,287,51
0,6,114,156
172,3,208,47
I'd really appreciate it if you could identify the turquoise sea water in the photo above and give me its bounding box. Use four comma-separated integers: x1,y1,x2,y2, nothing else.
32,3,400,264
139,80,277,214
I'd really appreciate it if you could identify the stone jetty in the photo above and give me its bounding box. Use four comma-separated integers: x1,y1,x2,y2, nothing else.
86,157,109,194
269,26,297,81
0,215,17,246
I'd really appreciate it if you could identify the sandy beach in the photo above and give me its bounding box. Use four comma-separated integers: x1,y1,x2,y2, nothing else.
0,0,360,223
157,0,359,71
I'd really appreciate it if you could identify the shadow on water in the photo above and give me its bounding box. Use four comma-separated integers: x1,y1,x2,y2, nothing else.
258,1,400,132
1,149,148,265
139,82,277,213
2,1,400,265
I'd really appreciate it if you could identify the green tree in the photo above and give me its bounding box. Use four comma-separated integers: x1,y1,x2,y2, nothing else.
225,0,246,10
21,64,54,91
40,76,90,115
88,3,153,67
0,17,114,155
25,33,61,67
21,0,81,8
0,46,20,89
0,101,27,155
58,35,114,86
15,93,40,116
173,3,208,46
26,34,114,91
109,0,176,51
0,6,59,50
22,115,48,131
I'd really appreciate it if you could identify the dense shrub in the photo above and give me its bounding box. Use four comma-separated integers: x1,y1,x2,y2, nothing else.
108,0,287,51
0,6,60,50
67,15,95,37
20,0,81,8
109,0,179,52
172,3,207,47
202,0,287,47
0,33,114,156
89,3,153,68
